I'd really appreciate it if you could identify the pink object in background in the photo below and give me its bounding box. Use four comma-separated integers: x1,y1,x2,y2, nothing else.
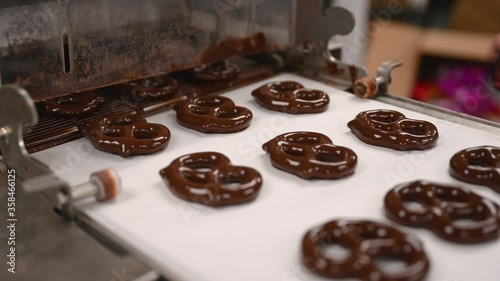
437,65,499,118
494,60,500,90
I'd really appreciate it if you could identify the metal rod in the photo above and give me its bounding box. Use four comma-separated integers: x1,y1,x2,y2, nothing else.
69,182,98,202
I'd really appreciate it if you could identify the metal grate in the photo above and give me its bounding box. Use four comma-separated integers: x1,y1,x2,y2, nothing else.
23,57,279,153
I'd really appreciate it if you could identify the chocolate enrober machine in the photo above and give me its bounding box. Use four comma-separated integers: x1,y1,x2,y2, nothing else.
1,1,500,281
0,0,366,208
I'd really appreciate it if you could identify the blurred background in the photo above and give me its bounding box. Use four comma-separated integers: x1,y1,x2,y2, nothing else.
342,0,500,121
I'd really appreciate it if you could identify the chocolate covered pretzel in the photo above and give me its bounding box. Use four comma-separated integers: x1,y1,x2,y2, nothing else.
262,132,357,179
160,152,262,207
175,95,252,133
44,92,104,116
348,109,438,150
302,219,429,281
83,113,171,158
115,76,179,100
191,60,240,82
450,146,500,192
385,180,500,243
252,81,330,114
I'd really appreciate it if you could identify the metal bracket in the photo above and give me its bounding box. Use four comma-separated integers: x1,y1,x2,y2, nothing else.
287,1,401,95
0,85,52,179
288,2,355,61
292,2,355,45
376,60,403,93
0,84,121,220
352,60,403,98
322,50,370,88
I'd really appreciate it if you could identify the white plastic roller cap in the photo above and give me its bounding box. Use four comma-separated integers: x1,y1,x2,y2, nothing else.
90,169,121,202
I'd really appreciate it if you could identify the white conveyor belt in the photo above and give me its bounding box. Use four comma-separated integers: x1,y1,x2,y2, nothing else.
35,73,500,281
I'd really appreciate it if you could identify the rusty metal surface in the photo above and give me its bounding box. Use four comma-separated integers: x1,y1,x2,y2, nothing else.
0,0,291,100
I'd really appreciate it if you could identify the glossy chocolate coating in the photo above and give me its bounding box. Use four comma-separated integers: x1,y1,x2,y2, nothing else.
83,113,170,158
191,60,240,82
449,146,500,192
159,152,262,207
252,81,330,114
348,109,438,151
385,180,500,243
124,76,179,99
44,92,104,116
175,95,252,134
262,132,357,179
302,219,429,281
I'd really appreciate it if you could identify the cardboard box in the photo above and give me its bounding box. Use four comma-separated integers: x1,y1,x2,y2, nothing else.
452,0,500,33
365,22,496,97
